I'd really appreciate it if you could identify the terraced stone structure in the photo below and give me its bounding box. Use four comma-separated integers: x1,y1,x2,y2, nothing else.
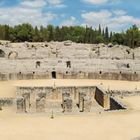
0,41,139,113
0,41,140,81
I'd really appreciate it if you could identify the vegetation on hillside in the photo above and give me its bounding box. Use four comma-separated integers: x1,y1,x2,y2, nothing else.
0,23,140,48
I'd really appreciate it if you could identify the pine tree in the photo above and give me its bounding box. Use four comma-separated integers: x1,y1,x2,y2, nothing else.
98,24,101,35
47,25,54,42
110,31,113,42
105,26,109,43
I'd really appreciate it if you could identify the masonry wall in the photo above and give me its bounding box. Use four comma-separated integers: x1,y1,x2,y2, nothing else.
0,98,14,107
0,42,140,81
16,86,96,113
0,71,139,81
95,87,110,109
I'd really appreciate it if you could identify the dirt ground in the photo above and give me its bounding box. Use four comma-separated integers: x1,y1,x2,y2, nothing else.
0,79,140,140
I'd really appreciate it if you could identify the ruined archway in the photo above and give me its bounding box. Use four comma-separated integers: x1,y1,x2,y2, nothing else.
8,51,18,59
36,61,41,68
66,61,71,68
0,49,5,58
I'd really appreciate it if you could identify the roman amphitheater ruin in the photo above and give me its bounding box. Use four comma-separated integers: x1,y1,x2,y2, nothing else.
0,40,140,114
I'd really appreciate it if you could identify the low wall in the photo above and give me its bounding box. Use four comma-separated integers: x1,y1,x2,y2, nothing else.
108,90,140,97
0,98,14,107
0,72,139,81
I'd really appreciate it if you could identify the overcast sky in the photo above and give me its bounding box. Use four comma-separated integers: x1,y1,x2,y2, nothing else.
0,0,140,31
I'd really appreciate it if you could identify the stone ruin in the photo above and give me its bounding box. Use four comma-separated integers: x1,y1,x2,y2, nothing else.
79,92,92,112
15,85,126,114
0,41,139,114
62,92,72,112
0,41,139,81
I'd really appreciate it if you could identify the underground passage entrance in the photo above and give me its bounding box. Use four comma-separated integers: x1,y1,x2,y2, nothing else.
52,71,56,79
0,49,5,57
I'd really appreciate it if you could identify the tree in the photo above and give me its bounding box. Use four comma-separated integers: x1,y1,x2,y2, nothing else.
95,35,104,44
105,26,109,43
112,33,125,45
125,25,140,48
40,26,48,41
33,26,40,42
98,24,101,35
0,23,139,48
14,23,34,42
47,25,54,42
54,26,60,41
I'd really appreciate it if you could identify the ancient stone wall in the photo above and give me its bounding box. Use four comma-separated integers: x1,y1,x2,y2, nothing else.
0,42,140,81
15,85,131,113
95,87,110,110
16,86,97,113
0,71,139,81
0,98,14,107
108,90,140,97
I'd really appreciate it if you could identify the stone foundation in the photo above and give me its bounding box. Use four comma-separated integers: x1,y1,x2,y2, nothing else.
15,85,127,113
0,71,140,81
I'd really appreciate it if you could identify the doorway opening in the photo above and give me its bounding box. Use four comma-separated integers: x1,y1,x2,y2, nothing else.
52,71,56,79
66,61,71,68
0,49,5,57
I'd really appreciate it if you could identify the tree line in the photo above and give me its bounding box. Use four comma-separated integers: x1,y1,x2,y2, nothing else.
0,23,140,48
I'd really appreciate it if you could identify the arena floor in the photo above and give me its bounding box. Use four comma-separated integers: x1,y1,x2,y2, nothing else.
0,79,140,140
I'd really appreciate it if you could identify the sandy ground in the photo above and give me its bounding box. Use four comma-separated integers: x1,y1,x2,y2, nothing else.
0,104,140,140
0,79,140,140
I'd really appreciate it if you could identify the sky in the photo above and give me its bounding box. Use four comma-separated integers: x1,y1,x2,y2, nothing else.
0,0,140,32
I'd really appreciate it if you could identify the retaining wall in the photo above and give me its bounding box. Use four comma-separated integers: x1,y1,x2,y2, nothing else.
0,72,139,81
94,87,110,109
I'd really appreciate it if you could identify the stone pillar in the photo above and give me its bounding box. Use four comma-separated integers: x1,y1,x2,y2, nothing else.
103,94,110,110
62,92,72,112
79,92,83,111
73,87,77,100
83,96,92,112
17,97,26,113
25,96,30,112
79,92,92,112
30,88,36,113
36,96,46,113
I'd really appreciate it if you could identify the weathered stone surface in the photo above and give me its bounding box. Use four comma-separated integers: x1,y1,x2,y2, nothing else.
0,42,139,81
79,93,92,112
62,92,72,112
